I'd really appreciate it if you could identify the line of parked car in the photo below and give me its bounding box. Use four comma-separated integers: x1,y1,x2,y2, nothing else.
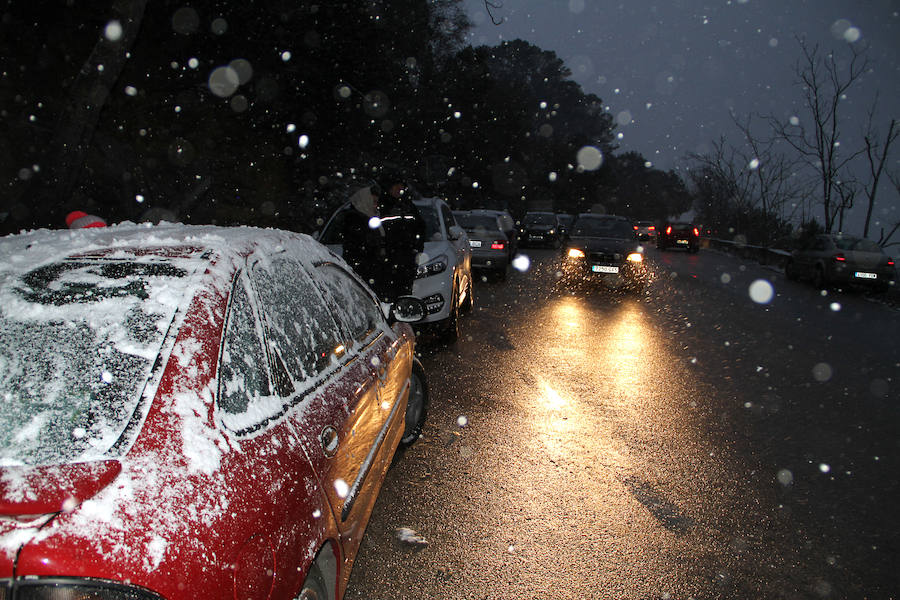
2,199,894,600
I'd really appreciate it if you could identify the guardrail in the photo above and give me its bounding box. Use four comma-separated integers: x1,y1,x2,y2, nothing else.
701,236,900,306
702,237,791,268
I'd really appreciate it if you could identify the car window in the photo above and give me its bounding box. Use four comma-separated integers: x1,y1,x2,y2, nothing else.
571,218,633,238
416,203,442,240
441,203,457,231
525,213,557,225
457,214,500,231
314,262,384,347
218,273,272,416
251,256,345,382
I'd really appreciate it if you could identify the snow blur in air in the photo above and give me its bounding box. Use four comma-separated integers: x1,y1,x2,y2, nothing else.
748,279,774,304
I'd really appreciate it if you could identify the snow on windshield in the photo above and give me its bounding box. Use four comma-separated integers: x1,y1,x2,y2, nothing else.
0,247,203,466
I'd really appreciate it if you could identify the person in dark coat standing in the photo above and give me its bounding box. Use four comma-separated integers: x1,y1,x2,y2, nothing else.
377,179,426,303
342,183,388,296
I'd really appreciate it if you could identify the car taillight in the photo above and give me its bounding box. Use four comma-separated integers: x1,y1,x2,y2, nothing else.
666,226,672,235
648,226,655,231
834,253,846,262
888,259,895,266
491,240,505,250
692,227,700,237
633,225,638,230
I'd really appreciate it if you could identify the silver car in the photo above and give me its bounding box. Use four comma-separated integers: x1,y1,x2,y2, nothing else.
785,233,896,292
318,196,474,341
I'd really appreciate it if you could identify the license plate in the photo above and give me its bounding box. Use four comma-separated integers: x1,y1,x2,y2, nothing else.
676,239,689,245
469,240,482,248
854,271,877,279
592,265,619,274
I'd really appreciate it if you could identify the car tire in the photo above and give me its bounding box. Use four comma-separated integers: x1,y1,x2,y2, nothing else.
785,260,798,281
296,564,328,600
460,277,474,313
401,359,428,446
812,265,827,290
441,291,460,343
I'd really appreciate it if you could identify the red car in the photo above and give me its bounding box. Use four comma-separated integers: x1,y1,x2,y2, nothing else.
0,223,428,599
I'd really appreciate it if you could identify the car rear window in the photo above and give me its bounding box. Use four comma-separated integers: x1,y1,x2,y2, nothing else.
0,255,198,466
456,215,499,231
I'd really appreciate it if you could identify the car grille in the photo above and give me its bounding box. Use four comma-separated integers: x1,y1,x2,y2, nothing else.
589,251,621,263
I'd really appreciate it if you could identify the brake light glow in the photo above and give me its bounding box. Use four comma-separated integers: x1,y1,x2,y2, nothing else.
889,259,895,266
491,240,505,250
633,225,638,230
666,226,672,235
834,253,846,262
692,227,700,237
648,226,655,231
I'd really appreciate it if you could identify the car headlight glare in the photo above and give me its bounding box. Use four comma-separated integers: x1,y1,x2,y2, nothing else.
567,248,585,260
627,252,643,263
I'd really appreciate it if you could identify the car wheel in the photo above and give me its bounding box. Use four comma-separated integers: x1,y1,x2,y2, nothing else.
460,277,474,313
812,265,827,290
296,564,328,600
441,291,460,343
785,260,798,281
401,359,428,446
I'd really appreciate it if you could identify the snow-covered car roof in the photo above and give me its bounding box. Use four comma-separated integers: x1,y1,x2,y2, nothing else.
0,222,335,467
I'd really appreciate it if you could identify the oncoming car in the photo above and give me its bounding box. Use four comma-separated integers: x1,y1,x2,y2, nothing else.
319,195,474,342
0,223,428,600
560,214,649,291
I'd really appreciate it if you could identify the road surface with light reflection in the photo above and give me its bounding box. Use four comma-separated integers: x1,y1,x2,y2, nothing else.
346,246,899,600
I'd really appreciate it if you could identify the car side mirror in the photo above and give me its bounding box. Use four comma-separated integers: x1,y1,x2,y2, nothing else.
390,296,427,323
448,225,465,241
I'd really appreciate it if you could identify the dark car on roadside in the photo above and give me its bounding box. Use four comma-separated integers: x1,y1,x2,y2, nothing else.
785,233,896,292
560,214,648,291
454,209,512,280
657,221,700,252
518,211,562,248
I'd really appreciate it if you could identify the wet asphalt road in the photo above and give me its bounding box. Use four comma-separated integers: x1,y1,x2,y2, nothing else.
345,246,900,600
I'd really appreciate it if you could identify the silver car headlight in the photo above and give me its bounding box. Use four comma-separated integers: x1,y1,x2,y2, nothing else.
416,254,448,279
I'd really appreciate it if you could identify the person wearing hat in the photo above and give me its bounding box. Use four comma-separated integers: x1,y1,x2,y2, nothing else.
377,178,426,303
342,183,388,297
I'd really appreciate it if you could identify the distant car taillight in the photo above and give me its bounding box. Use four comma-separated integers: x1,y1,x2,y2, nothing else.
491,240,506,250
888,259,895,266
834,253,846,262
666,226,672,235
692,227,700,237
648,225,655,231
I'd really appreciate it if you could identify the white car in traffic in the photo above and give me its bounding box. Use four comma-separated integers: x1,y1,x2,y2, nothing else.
318,195,473,341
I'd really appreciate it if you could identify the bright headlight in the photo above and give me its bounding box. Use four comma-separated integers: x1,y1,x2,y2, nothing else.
567,248,585,259
626,252,643,263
